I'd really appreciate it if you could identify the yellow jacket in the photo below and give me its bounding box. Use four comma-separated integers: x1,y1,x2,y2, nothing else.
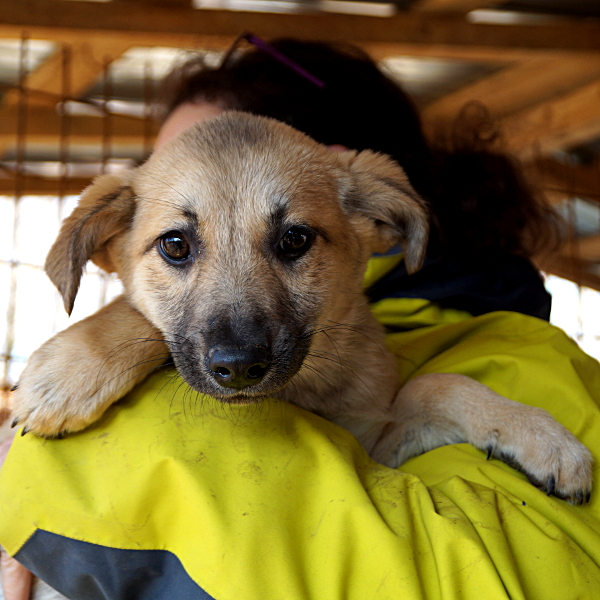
1,255,599,599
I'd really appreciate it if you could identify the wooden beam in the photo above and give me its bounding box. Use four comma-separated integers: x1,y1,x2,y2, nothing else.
422,56,600,127
411,0,503,13
1,1,600,53
524,158,600,203
561,235,600,262
501,78,600,159
0,40,133,156
536,253,600,291
365,43,544,63
539,188,569,207
0,175,92,196
0,106,158,147
1,40,132,107
0,26,589,64
115,0,192,6
0,25,227,56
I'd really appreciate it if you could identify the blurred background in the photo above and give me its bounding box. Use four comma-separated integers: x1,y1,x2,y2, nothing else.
1,0,600,402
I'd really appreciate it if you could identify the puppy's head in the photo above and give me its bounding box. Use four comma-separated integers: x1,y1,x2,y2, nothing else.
46,112,428,402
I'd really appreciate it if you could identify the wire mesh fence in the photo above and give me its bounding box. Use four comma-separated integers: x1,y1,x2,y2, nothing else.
0,36,162,401
1,35,600,408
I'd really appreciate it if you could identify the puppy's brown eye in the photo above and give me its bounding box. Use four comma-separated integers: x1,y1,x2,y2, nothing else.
278,226,314,259
159,231,191,263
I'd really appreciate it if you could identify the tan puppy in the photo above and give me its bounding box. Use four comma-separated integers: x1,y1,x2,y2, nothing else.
12,112,592,503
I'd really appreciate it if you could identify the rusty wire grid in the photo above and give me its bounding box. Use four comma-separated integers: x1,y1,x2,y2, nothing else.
0,37,157,405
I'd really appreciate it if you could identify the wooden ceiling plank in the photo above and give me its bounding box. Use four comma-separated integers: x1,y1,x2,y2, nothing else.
114,0,192,6
0,27,597,64
562,235,600,262
422,56,600,128
0,176,92,196
0,26,583,63
500,78,600,159
0,106,157,148
1,1,600,52
539,188,569,206
364,43,542,62
411,0,504,13
0,25,230,54
536,253,600,290
2,39,132,107
0,40,132,156
524,158,600,203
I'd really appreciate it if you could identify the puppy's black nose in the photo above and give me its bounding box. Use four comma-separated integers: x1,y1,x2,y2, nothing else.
207,346,270,389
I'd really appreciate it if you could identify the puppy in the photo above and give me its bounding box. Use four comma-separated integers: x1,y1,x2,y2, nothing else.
12,112,592,503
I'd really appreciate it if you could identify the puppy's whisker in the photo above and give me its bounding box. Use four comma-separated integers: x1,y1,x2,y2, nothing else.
322,320,389,353
302,345,347,362
155,368,181,401
299,360,346,410
319,330,349,411
301,322,389,363
323,316,383,331
97,340,173,381
303,346,379,404
320,330,350,370
182,384,194,425
302,345,355,359
95,354,173,391
303,320,382,336
168,377,192,419
288,370,310,393
300,362,338,390
168,331,198,345
95,338,171,372
160,371,187,421
304,351,349,370
93,345,172,391
298,324,352,340
85,360,173,405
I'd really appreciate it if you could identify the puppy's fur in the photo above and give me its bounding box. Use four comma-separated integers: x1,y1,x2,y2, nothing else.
13,112,592,503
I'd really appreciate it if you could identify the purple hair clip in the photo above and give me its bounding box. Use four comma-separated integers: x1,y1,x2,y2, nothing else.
220,32,325,89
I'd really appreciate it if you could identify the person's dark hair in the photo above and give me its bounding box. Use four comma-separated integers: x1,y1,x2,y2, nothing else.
427,102,562,258
160,38,561,259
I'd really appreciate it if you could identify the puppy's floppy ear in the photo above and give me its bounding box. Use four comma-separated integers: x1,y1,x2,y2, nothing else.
45,170,136,315
337,150,429,274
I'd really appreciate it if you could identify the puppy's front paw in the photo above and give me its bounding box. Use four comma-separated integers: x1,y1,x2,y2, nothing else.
385,374,593,506
11,336,115,437
11,325,167,437
482,405,593,505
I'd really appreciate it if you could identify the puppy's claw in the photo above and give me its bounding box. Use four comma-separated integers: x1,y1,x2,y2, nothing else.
586,491,591,504
10,383,19,392
545,474,556,497
10,417,19,428
20,427,29,437
486,445,493,460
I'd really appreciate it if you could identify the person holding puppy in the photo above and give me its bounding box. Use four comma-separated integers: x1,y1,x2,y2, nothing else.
2,37,599,599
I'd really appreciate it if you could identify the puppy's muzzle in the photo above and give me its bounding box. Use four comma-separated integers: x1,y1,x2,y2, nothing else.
207,345,270,390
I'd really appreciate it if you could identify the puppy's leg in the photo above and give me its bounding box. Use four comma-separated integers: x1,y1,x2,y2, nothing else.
371,373,593,504
12,296,167,437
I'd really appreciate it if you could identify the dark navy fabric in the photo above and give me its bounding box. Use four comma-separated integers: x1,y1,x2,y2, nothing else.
15,530,216,600
366,253,551,321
